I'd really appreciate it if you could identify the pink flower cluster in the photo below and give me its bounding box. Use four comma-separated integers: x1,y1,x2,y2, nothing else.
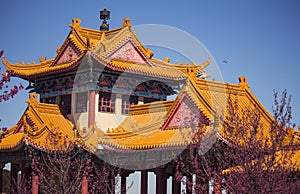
0,70,24,102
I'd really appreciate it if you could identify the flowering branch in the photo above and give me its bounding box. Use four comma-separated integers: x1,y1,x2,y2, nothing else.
174,91,300,193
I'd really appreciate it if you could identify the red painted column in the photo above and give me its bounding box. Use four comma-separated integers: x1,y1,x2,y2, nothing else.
163,173,167,194
172,163,181,194
21,161,26,189
82,176,88,194
32,175,39,194
156,167,167,194
109,173,116,194
121,174,126,194
106,173,116,193
25,165,31,185
172,175,181,194
141,170,148,194
196,175,208,194
214,179,222,194
10,163,18,193
0,164,3,193
88,91,96,128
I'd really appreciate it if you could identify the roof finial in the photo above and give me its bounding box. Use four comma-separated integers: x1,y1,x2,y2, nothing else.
123,18,131,28
238,76,250,89
100,8,110,31
163,57,170,63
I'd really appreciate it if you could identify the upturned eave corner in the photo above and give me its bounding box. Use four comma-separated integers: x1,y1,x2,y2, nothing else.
1,56,12,69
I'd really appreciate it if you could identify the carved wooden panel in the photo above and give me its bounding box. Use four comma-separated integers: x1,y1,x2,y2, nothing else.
56,42,80,64
110,41,146,64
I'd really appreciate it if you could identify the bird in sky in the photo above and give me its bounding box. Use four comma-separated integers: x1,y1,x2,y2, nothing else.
222,59,228,64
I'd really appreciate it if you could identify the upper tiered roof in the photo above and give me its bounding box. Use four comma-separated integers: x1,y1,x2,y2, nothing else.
2,18,210,81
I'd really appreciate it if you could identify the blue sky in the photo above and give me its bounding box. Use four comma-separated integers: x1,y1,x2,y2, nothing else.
1,0,299,193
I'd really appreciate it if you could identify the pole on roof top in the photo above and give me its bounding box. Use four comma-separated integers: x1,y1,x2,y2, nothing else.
100,8,110,31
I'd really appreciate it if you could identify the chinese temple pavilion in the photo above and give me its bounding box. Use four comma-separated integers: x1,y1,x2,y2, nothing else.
1,10,299,194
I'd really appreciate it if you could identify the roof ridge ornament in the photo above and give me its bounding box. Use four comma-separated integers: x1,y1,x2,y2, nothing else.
39,56,46,63
123,18,131,28
71,18,81,28
26,93,39,104
238,76,250,89
163,57,170,63
100,8,110,31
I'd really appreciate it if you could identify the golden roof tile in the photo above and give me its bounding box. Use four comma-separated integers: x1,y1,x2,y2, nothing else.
0,132,24,151
22,94,74,150
101,127,189,150
0,77,289,152
2,18,209,80
98,76,288,150
2,52,85,79
0,94,82,151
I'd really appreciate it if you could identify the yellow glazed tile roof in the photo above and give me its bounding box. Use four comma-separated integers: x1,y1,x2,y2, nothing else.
0,78,297,157
101,127,190,150
105,58,185,80
1,53,85,78
0,94,78,151
172,76,274,140
96,78,299,178
2,18,209,80
0,131,24,151
106,102,172,137
24,94,74,144
98,76,287,151
97,100,187,149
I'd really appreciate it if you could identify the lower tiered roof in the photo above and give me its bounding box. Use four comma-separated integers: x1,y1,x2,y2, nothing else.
0,77,299,169
0,94,76,151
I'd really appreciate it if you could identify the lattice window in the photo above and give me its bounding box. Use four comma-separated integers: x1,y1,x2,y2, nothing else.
99,92,116,113
122,95,138,115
